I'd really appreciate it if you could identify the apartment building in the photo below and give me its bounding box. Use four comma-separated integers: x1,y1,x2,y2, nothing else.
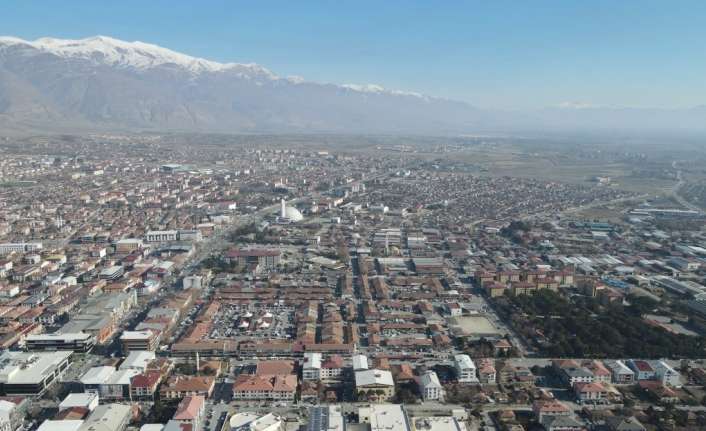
419,371,443,401
25,332,95,353
454,354,478,383
120,330,160,353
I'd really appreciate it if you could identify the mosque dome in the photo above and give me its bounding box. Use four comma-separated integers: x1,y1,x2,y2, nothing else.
284,206,303,222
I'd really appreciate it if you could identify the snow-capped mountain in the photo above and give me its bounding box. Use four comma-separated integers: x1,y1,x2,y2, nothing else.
0,35,480,134
0,35,234,73
0,36,413,92
0,35,703,135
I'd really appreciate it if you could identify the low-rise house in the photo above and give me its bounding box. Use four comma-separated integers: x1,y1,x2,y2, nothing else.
493,339,513,355
540,415,585,431
583,360,611,383
574,382,608,403
637,380,679,403
172,395,205,431
653,360,681,387
627,360,656,381
392,364,416,385
499,364,535,386
605,360,635,384
605,416,646,431
130,371,162,401
533,400,571,423
478,358,496,384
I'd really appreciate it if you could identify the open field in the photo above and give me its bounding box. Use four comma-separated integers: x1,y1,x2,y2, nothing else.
448,315,502,336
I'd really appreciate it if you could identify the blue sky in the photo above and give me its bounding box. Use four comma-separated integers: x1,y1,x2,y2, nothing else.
2,0,705,109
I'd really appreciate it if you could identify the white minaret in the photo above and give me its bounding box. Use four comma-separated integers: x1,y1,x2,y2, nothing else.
281,199,287,218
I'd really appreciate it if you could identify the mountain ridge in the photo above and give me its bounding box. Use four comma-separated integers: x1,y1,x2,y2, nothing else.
0,35,704,136
0,35,432,99
0,35,479,134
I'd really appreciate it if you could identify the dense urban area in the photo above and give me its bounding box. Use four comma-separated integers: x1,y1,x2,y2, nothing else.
1,133,706,431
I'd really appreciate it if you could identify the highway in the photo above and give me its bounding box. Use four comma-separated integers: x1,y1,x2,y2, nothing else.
668,164,703,213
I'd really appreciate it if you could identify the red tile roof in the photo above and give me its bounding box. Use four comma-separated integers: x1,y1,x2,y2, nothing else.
255,360,295,376
173,395,204,421
130,371,161,388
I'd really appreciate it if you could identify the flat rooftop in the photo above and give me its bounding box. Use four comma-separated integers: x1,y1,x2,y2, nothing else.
0,351,72,384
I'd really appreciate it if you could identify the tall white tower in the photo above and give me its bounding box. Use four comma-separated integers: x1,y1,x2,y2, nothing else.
281,199,287,218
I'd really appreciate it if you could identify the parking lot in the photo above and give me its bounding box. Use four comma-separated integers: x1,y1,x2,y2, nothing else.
210,303,296,341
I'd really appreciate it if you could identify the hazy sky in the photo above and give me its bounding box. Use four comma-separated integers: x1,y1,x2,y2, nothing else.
3,0,705,109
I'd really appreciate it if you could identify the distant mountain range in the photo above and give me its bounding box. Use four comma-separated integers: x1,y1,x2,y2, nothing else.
0,35,704,135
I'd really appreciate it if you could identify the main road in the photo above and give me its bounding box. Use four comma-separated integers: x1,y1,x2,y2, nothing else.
668,162,702,213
